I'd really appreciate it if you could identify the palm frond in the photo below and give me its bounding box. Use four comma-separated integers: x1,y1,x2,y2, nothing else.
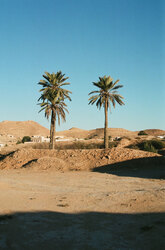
112,94,125,106
38,70,71,127
88,94,100,105
88,75,125,112
88,90,100,95
112,84,123,90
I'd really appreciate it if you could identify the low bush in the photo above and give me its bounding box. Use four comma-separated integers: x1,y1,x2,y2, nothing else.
108,136,112,140
88,134,98,139
32,141,119,150
150,140,165,150
138,131,148,136
128,139,165,153
22,136,31,143
57,142,104,149
142,141,157,153
109,141,118,148
16,140,22,144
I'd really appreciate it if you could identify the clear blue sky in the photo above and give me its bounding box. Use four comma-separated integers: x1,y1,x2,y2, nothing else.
0,0,164,131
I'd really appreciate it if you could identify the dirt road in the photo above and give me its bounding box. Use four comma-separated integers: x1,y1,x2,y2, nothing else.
0,170,164,249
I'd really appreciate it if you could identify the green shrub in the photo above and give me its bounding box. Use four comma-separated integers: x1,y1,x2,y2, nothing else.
88,134,97,139
150,140,165,150
142,141,157,153
33,141,104,150
109,141,118,148
32,140,120,150
60,142,104,149
129,139,165,153
16,140,22,144
130,141,157,153
138,131,148,136
22,136,31,143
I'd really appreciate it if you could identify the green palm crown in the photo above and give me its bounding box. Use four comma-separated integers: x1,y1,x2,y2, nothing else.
88,75,124,110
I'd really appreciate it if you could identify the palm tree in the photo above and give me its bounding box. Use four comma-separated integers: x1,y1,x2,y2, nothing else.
88,75,124,149
38,95,68,149
38,71,72,102
38,71,71,149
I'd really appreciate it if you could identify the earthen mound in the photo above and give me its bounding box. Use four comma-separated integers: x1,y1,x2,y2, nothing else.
0,147,163,172
26,157,67,171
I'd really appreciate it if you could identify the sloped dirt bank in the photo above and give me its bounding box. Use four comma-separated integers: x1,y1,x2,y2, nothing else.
0,147,163,172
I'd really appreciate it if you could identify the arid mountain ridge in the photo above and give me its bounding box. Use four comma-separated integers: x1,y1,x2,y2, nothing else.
0,120,49,137
0,120,164,138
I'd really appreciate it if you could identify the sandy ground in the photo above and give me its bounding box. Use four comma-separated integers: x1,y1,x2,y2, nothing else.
0,167,165,250
0,123,165,249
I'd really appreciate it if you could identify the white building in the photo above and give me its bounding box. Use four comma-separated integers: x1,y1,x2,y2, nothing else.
157,135,165,139
31,136,50,143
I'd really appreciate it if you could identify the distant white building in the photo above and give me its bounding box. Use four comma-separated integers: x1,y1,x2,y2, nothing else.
56,138,72,142
157,135,165,139
31,135,75,143
31,136,50,143
0,143,5,148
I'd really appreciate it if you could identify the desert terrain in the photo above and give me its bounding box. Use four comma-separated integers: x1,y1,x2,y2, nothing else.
0,121,165,249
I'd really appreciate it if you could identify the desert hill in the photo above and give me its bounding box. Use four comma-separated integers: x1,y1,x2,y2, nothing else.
57,127,165,139
56,127,138,139
56,127,89,138
88,128,137,138
0,120,164,139
143,129,165,136
0,120,49,137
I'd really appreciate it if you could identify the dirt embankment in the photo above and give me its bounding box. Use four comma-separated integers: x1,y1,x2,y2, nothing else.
0,147,163,172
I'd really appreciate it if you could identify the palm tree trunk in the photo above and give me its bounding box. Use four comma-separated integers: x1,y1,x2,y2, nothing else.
104,99,108,149
49,110,56,149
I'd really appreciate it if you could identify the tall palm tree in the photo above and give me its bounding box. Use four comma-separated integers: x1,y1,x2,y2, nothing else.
38,71,71,149
38,95,69,149
88,75,124,149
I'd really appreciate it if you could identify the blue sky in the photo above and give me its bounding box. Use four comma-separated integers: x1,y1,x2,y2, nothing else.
0,0,164,131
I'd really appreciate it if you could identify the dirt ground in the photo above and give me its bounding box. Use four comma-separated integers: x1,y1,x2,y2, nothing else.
0,147,165,249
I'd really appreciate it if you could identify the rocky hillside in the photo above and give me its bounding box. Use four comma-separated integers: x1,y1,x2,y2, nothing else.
0,120,49,137
142,129,165,136
0,120,164,139
56,127,89,138
56,127,138,139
